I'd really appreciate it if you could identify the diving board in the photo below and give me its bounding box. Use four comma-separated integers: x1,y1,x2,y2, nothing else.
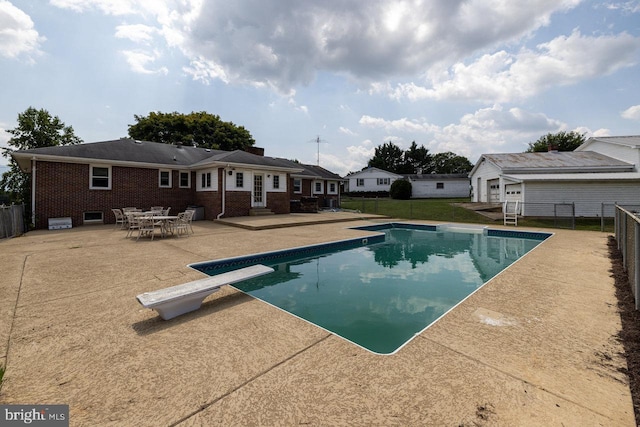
136,264,274,320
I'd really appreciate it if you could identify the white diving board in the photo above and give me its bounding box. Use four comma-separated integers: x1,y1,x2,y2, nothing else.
136,264,274,320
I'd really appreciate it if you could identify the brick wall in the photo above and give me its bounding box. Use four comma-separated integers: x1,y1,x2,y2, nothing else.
267,191,291,214
225,191,251,217
34,161,200,229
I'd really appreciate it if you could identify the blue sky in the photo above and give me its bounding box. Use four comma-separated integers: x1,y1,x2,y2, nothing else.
1,0,639,177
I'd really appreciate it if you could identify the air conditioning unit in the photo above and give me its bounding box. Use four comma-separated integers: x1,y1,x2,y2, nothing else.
48,217,72,230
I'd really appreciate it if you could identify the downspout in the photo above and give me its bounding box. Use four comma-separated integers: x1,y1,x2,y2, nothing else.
31,158,36,226
217,167,227,219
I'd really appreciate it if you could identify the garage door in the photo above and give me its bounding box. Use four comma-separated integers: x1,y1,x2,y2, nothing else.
488,180,500,203
505,183,522,203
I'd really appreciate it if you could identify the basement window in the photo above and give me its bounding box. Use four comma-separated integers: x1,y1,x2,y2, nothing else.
83,211,104,224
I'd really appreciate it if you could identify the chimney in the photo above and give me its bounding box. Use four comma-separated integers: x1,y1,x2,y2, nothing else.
245,146,265,156
548,144,558,152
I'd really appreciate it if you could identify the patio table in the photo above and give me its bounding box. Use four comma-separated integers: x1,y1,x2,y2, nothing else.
140,215,178,238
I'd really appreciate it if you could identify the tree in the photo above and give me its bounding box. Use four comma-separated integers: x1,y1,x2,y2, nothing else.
399,141,431,174
1,107,82,207
526,131,586,152
128,111,255,151
424,152,473,174
367,142,405,173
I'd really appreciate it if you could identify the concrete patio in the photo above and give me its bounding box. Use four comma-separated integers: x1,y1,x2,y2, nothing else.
0,215,635,426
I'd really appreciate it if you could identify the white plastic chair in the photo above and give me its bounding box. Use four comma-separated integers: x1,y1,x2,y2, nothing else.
111,208,125,229
503,201,519,226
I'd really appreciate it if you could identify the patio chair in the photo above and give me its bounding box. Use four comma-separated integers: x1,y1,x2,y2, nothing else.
125,213,141,238
137,216,157,240
170,212,189,237
163,207,171,215
184,209,195,234
111,208,126,229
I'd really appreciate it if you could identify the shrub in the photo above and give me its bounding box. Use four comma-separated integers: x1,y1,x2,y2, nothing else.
390,179,412,199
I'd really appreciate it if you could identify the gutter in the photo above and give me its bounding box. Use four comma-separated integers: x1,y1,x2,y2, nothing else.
217,167,227,220
31,158,36,226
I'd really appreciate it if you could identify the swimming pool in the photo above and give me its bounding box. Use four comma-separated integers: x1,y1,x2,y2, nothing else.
191,223,551,354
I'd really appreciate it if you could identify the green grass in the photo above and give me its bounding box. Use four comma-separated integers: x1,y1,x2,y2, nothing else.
340,197,614,232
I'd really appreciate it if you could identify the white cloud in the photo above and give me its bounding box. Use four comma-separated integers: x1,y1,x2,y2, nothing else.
622,105,640,120
115,24,157,44
376,30,640,103
358,105,565,161
339,127,357,136
121,49,168,74
174,0,582,93
50,0,138,15
359,115,438,134
0,0,44,60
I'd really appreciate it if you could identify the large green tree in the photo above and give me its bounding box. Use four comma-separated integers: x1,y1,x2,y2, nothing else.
400,141,431,174
367,141,471,175
128,111,255,151
1,107,82,207
424,152,473,174
525,131,586,152
367,142,405,173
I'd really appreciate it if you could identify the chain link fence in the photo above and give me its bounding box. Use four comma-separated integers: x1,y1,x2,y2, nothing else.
341,197,622,231
0,204,26,239
615,204,640,310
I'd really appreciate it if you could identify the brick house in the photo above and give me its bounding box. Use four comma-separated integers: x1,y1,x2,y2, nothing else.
11,138,308,229
289,163,343,212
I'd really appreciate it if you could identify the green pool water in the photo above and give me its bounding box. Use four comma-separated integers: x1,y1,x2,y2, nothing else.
227,227,546,354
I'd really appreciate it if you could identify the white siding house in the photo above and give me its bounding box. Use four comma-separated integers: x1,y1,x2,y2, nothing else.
346,167,403,193
406,174,470,198
469,137,640,217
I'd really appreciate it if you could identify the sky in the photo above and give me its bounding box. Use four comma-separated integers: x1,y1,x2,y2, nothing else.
0,0,639,177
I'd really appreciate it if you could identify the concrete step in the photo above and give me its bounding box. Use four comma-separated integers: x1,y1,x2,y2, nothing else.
249,208,274,216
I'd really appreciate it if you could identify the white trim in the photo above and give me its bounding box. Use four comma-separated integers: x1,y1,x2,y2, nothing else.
196,169,217,192
89,164,112,190
293,178,302,194
178,170,191,188
313,180,324,194
159,169,172,188
327,181,338,194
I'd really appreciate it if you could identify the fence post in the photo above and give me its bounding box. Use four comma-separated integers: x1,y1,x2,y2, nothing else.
635,222,640,310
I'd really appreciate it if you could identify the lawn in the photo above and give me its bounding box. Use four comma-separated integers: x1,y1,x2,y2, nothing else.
340,197,614,232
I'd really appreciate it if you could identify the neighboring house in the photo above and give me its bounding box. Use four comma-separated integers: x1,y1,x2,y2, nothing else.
405,174,470,198
346,167,469,198
345,167,403,194
11,138,305,229
469,136,640,217
289,163,343,210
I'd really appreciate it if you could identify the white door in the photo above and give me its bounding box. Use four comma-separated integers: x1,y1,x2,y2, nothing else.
253,174,265,207
488,179,500,203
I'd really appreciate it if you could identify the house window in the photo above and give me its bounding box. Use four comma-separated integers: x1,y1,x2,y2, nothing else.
236,172,244,188
273,175,280,189
356,178,364,187
328,182,337,194
159,170,172,188
293,178,302,193
377,178,390,185
179,171,190,188
90,165,111,190
436,182,444,189
201,172,212,189
314,181,323,194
